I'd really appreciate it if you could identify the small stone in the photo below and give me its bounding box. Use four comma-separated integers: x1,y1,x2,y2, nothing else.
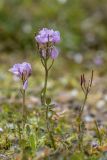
70,89,78,98
84,115,93,122
96,100,105,109
73,53,83,64
104,95,107,102
0,128,3,132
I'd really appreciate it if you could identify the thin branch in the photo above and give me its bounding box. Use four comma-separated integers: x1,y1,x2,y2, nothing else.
90,70,94,88
40,58,45,67
80,75,86,94
48,60,54,71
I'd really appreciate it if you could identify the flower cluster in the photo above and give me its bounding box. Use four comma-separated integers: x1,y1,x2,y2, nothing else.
35,28,60,59
9,62,32,90
35,28,60,44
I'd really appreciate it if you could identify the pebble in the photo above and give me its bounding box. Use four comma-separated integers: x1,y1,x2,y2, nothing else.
0,127,3,132
84,115,94,122
96,100,105,109
73,53,83,64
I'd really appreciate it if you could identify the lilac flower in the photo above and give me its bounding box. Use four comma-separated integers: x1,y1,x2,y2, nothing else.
22,80,28,90
9,62,32,90
50,47,59,59
35,28,60,44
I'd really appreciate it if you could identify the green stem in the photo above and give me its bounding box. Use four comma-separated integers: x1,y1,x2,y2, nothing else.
41,58,56,149
17,123,22,142
41,56,56,149
78,91,88,151
42,59,48,105
79,91,88,132
46,105,56,150
22,90,26,129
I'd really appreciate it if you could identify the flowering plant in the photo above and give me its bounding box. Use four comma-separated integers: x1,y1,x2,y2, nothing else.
35,28,61,149
9,62,32,90
9,62,32,128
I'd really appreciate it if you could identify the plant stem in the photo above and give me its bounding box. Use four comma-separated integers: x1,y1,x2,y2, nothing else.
46,105,56,150
78,91,88,151
22,90,26,129
42,59,48,105
78,71,93,151
41,58,56,149
17,123,22,142
79,91,88,132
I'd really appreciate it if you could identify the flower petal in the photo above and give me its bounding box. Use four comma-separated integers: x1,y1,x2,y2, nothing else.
23,80,28,90
50,47,59,59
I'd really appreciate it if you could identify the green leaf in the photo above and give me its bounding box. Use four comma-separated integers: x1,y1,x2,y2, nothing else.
29,134,36,150
46,97,51,105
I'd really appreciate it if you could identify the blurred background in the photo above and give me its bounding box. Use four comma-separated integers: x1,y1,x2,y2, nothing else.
0,0,107,119
0,0,107,52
